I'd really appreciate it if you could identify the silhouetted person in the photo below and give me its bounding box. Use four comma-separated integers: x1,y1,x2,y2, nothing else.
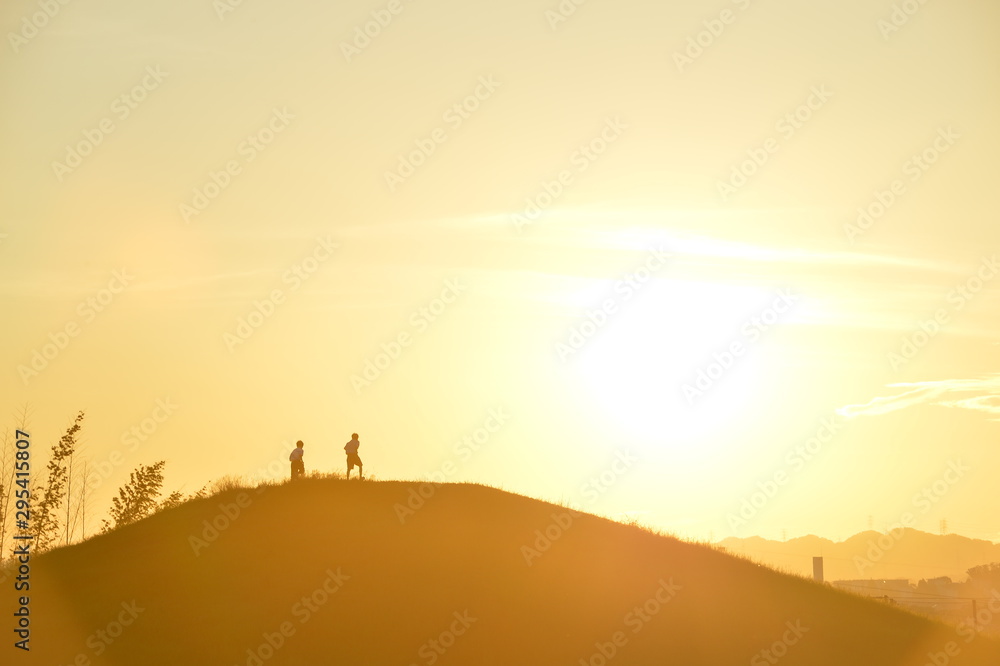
345,433,363,480
290,440,305,481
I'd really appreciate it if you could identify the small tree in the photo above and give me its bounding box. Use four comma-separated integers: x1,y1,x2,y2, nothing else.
967,562,1000,587
33,412,84,551
102,461,167,532
159,490,185,511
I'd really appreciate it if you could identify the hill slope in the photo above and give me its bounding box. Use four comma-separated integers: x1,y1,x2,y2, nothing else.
7,480,1000,665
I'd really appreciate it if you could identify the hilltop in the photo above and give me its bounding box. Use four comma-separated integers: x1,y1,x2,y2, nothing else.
5,480,1000,665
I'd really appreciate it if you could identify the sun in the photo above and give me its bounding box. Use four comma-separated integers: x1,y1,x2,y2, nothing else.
569,276,786,458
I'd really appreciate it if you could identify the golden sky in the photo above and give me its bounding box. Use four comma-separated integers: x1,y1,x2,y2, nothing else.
2,0,998,543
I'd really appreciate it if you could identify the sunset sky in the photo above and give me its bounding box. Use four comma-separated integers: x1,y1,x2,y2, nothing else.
2,0,998,544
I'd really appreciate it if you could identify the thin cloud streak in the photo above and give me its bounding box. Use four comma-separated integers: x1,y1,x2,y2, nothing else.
839,375,1000,421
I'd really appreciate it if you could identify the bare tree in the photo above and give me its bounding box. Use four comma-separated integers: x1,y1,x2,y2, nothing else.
60,437,92,546
64,443,74,545
71,460,92,542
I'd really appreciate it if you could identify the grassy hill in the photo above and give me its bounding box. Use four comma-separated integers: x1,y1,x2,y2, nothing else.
6,479,1000,665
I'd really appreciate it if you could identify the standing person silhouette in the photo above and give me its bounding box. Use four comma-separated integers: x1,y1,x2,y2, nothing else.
289,440,305,481
345,433,363,480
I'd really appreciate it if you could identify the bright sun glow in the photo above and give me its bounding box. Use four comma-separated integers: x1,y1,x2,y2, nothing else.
571,276,786,457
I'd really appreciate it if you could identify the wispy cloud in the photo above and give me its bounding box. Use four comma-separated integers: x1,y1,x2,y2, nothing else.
432,209,972,276
939,395,1000,418
838,375,1000,421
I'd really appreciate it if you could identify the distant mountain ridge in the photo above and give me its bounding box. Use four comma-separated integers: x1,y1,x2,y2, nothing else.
719,529,1000,582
